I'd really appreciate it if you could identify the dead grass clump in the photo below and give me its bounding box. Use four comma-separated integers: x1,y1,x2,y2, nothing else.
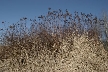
0,8,108,72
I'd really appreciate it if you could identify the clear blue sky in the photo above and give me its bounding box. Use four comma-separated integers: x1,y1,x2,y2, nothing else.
0,0,108,27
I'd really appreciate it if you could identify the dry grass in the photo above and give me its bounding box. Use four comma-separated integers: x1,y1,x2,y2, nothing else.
0,8,108,72
0,35,108,72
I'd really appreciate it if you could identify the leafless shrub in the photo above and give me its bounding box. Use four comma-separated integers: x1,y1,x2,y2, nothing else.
0,8,105,64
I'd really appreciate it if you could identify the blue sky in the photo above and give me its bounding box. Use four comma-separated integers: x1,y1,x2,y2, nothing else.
0,0,108,27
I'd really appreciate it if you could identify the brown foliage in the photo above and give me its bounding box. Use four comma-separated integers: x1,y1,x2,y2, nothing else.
0,8,105,60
